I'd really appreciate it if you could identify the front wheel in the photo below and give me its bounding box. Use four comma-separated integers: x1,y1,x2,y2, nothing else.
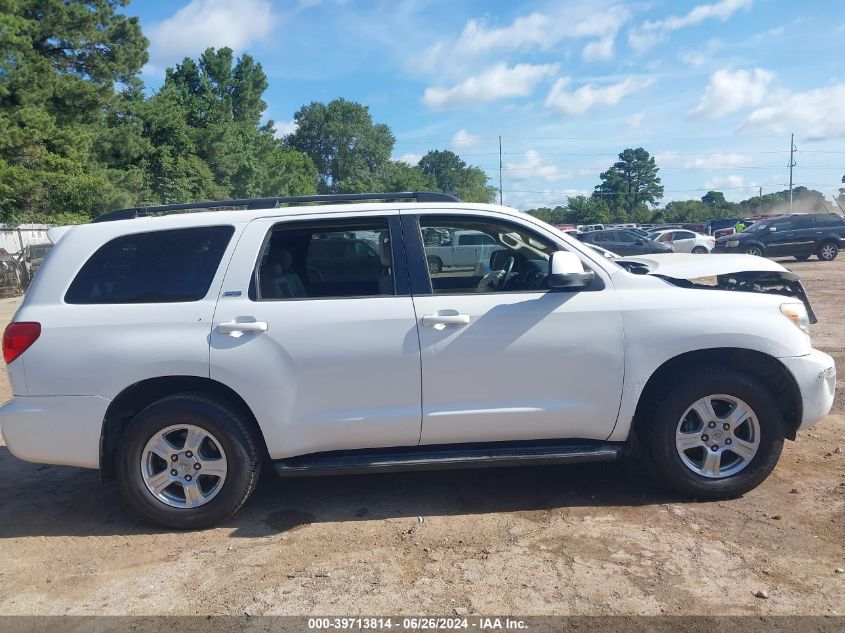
744,245,763,257
691,246,708,254
817,241,839,261
640,366,785,499
427,256,443,275
117,393,262,529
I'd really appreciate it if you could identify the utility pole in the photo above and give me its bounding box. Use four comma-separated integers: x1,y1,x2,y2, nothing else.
498,135,503,206
788,133,796,212
758,186,762,207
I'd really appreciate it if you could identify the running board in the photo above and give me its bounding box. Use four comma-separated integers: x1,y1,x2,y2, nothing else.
273,441,622,477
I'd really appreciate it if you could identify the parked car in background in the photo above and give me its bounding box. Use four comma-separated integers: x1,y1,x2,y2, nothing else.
424,229,500,274
651,229,715,253
579,229,673,256
714,213,845,261
577,224,605,232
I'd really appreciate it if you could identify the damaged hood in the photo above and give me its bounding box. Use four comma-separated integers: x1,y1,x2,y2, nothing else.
615,253,817,323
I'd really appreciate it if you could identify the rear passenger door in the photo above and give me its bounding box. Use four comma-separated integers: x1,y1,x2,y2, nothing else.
210,213,423,460
671,231,697,253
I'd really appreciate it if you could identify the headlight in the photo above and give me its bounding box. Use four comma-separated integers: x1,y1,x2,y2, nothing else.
726,240,739,247
780,303,810,335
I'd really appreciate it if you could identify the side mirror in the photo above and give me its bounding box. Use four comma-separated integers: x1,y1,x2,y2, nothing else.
548,251,594,289
636,238,646,245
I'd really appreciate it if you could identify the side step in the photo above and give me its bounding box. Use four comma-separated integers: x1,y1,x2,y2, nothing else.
273,441,622,477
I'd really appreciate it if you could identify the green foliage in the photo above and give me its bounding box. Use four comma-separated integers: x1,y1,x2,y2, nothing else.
287,99,395,193
593,148,664,219
417,150,497,203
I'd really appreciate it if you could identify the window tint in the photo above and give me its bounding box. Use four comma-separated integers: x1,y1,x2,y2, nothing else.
420,216,557,294
675,231,695,240
794,215,814,229
770,219,794,231
591,231,610,243
257,219,393,300
616,231,637,243
65,226,233,304
815,214,844,228
657,232,673,242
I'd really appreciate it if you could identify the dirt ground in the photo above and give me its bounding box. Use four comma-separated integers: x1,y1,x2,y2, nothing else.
0,257,842,616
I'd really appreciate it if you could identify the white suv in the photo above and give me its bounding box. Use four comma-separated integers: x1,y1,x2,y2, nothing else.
0,193,836,529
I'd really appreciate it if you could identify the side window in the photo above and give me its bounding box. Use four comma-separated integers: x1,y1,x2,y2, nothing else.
592,232,610,243
794,216,814,229
256,218,394,300
616,231,636,243
675,231,693,240
657,232,673,242
419,216,557,294
770,219,794,232
814,215,844,228
65,226,234,304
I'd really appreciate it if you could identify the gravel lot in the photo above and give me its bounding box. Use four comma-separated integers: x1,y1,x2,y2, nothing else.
0,257,843,616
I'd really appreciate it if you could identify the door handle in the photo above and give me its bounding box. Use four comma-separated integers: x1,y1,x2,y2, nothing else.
422,313,471,330
218,321,268,336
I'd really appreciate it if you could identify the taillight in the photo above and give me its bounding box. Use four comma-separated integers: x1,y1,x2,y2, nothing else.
3,322,41,364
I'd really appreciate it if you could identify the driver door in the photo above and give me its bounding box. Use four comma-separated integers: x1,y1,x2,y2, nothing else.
410,213,625,446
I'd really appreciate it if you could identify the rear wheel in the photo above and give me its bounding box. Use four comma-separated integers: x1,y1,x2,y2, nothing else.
427,256,443,274
744,245,763,257
640,366,784,499
817,241,838,261
117,393,262,529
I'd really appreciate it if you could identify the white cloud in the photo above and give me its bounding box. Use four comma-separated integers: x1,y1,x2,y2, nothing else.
505,151,568,183
685,153,754,169
397,153,422,166
452,129,480,149
545,76,653,115
690,67,773,118
741,83,845,141
147,0,277,67
705,174,746,189
629,0,752,52
582,35,615,62
273,121,298,139
625,111,645,129
418,4,629,72
423,63,558,109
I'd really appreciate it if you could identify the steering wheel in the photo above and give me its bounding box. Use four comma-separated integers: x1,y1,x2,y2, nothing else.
496,256,515,290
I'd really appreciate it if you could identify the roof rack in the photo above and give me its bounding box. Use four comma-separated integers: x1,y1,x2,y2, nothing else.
91,191,461,223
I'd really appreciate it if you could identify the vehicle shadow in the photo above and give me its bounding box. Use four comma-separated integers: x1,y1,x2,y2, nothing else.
0,445,687,538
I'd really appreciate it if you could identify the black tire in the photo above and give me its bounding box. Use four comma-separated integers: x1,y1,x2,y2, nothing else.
639,365,785,500
817,241,839,262
794,255,810,261
744,245,763,257
117,393,262,529
427,256,443,274
691,246,707,254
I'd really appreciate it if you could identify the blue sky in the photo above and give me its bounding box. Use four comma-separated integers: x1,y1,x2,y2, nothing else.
132,0,845,210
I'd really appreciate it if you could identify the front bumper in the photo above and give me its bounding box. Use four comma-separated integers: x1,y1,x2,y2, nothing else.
781,349,836,429
0,395,110,469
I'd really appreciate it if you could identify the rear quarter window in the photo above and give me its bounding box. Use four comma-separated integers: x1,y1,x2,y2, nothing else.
65,226,234,304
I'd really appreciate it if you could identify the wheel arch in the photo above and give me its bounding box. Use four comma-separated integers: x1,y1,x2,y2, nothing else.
632,348,803,442
100,376,268,481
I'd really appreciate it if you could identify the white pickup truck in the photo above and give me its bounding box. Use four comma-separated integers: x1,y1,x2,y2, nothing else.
0,192,835,529
423,229,501,273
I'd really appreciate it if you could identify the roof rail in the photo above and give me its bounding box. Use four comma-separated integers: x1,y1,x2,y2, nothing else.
91,191,461,223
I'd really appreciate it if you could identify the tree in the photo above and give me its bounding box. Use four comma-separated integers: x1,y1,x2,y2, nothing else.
287,99,395,193
701,191,727,208
593,148,663,219
417,150,496,203
0,0,149,220
837,174,845,211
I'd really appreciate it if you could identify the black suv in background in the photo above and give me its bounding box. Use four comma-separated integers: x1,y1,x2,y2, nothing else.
578,229,673,256
714,213,845,261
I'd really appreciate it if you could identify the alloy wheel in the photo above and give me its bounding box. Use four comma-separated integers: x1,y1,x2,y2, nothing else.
675,394,761,479
140,424,228,508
